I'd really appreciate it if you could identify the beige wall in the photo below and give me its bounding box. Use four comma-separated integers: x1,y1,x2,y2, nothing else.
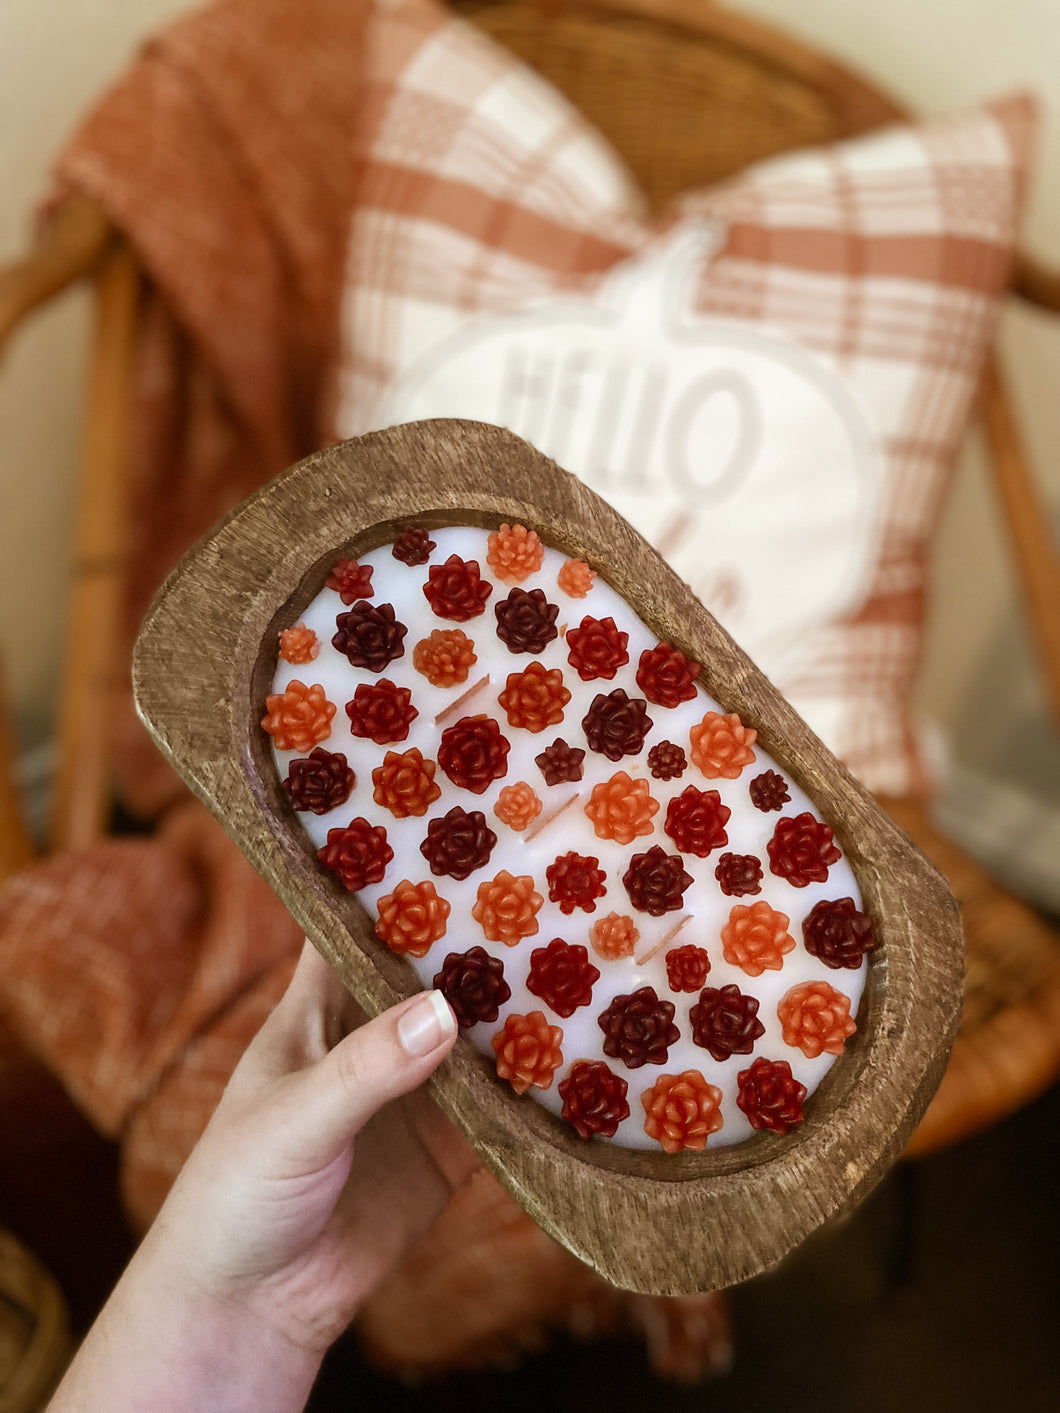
2,0,1058,785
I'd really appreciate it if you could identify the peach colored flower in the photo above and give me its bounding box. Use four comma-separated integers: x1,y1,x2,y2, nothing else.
412,628,477,688
487,523,544,584
471,869,544,945
778,980,857,1058
497,661,570,733
689,711,757,780
494,781,542,832
371,747,442,819
584,771,659,845
557,558,596,598
720,901,794,977
589,912,639,961
641,1071,724,1153
261,680,335,751
492,1010,564,1094
375,879,451,958
278,623,319,665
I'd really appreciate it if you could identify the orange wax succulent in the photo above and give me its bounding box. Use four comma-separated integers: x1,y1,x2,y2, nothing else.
778,980,857,1058
497,661,570,733
689,711,757,780
492,1010,564,1094
641,1071,724,1154
471,870,544,945
584,771,659,845
261,680,335,751
721,900,795,976
371,747,442,818
278,623,319,664
589,911,639,961
557,557,596,598
412,628,477,688
494,781,542,832
487,522,545,584
374,879,451,958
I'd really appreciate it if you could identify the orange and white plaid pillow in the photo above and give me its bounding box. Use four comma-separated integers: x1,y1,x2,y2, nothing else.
334,0,1034,796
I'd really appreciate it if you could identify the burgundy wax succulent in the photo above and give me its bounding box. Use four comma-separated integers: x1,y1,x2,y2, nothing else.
283,747,355,815
714,852,764,897
423,554,493,621
736,1057,807,1135
419,806,497,880
802,897,877,969
598,987,679,1069
622,845,693,916
647,740,687,781
317,817,393,893
546,852,607,915
558,1060,630,1139
565,615,630,681
635,642,700,708
663,785,731,857
332,601,407,671
525,938,600,1018
749,770,790,812
689,984,765,1061
433,946,511,1029
325,558,374,604
494,586,560,654
581,689,653,761
345,679,418,745
437,714,511,794
392,526,436,565
767,812,842,887
535,738,585,785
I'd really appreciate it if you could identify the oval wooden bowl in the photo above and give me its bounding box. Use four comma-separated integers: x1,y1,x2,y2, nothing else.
133,418,963,1295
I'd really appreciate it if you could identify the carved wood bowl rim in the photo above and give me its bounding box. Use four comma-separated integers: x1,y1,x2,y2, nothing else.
133,418,963,1294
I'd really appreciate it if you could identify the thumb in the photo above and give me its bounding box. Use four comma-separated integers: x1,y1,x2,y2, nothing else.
273,988,458,1173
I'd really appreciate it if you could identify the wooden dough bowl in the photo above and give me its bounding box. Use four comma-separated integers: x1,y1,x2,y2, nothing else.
133,418,963,1295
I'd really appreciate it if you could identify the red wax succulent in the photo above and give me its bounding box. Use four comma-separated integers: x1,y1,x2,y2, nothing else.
535,738,585,785
437,714,511,794
647,741,687,781
565,615,630,681
494,587,559,654
598,986,679,1069
423,554,493,621
689,984,765,1061
622,845,693,916
802,897,877,969
317,818,393,893
419,806,497,880
371,747,441,818
526,937,600,1018
558,1060,630,1139
433,946,511,1029
325,558,374,603
635,642,700,708
392,526,436,565
749,769,790,812
736,1057,807,1135
345,679,418,745
665,944,711,994
767,813,842,888
283,747,355,815
332,601,407,671
492,1011,564,1094
497,661,570,733
714,852,764,897
581,689,653,761
545,852,607,915
663,785,731,857
641,1071,724,1153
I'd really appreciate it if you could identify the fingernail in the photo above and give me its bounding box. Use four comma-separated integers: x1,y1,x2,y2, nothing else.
398,990,456,1056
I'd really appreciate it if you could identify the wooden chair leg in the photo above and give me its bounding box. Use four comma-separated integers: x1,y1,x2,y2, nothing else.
0,656,36,883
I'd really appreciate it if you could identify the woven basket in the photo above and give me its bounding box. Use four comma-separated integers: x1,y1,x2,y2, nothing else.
0,1230,69,1413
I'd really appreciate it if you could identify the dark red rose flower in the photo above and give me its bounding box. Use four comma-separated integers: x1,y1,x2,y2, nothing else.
581,689,653,762
283,747,355,815
317,817,393,893
767,813,842,888
423,554,493,621
689,984,765,1061
325,558,374,604
558,1060,630,1139
437,714,511,794
419,806,497,880
546,852,607,915
714,852,763,897
802,897,877,969
598,987,679,1069
345,679,418,745
433,946,511,1029
647,741,687,781
665,944,711,994
494,587,559,654
736,1056,807,1135
565,616,630,681
663,786,731,857
749,769,790,812
622,845,693,916
332,601,407,671
392,526,436,565
526,938,600,1018
535,738,585,785
635,642,700,708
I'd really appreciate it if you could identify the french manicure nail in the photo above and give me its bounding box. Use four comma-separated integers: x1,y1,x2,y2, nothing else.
398,989,456,1056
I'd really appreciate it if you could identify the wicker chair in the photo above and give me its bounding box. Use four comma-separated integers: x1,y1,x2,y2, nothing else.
2,0,1059,1169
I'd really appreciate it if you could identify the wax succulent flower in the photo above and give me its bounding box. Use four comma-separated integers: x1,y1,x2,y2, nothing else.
558,1060,630,1139
767,813,842,888
371,747,441,818
778,980,857,1058
487,522,544,584
526,937,600,1018
663,785,730,857
546,852,607,915
598,987,679,1069
332,601,407,671
535,738,585,785
584,771,659,845
433,946,511,1029
557,558,596,598
423,554,493,621
261,680,335,751
689,984,765,1062
494,586,559,654
589,912,639,961
493,781,542,832
565,615,630,681
581,689,653,761
689,710,757,780
647,740,687,781
497,661,570,733
642,1071,724,1153
635,642,700,708
412,628,477,687
471,870,544,945
317,818,393,893
419,806,497,880
283,747,355,815
736,1057,807,1135
392,526,436,565
278,623,319,665
374,879,451,957
714,852,764,898
325,558,374,603
437,714,510,794
721,901,794,977
345,679,418,745
749,769,790,812
492,1011,564,1094
622,845,693,916
802,897,876,968
664,944,711,994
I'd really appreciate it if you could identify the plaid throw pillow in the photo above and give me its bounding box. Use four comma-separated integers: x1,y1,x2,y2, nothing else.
334,0,1034,796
